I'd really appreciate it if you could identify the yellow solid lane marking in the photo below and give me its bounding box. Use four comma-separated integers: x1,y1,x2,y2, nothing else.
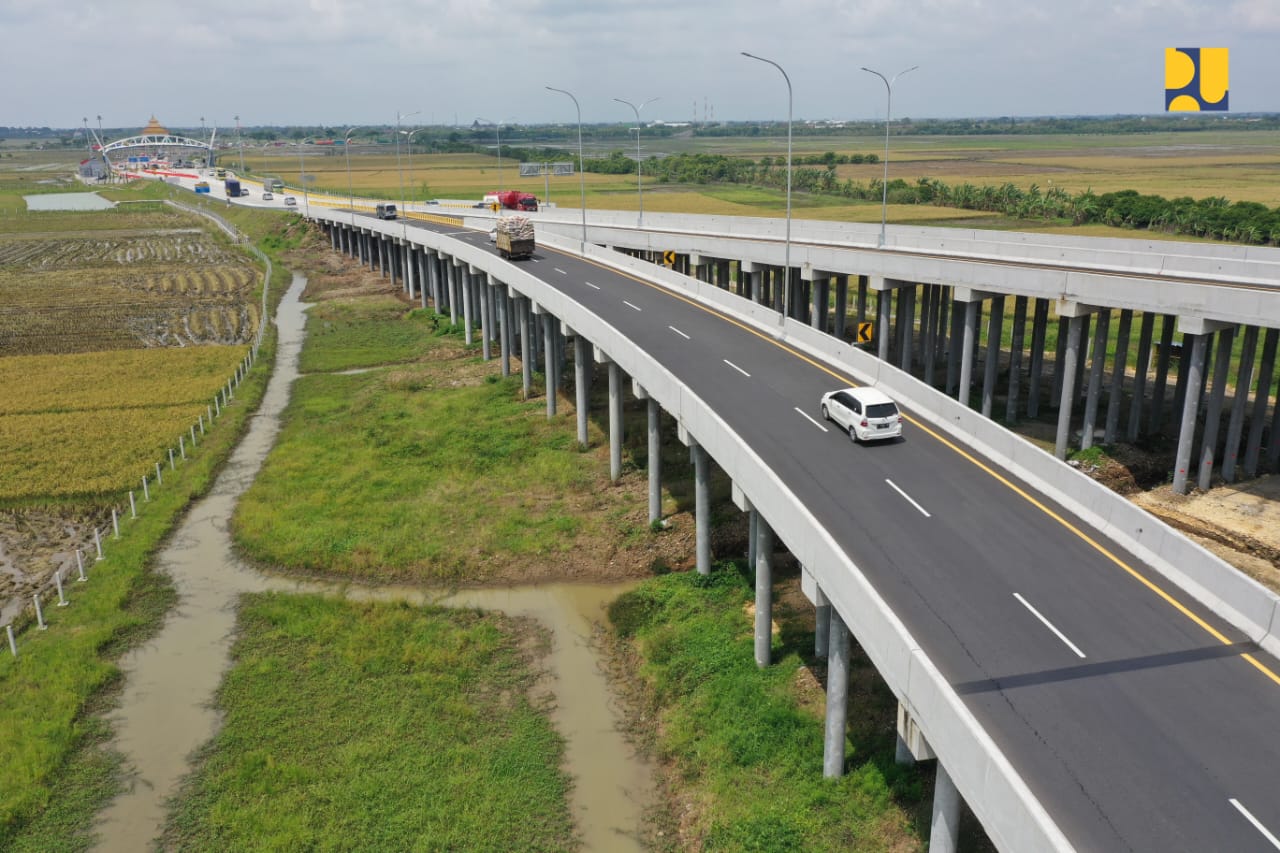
554,247,1280,688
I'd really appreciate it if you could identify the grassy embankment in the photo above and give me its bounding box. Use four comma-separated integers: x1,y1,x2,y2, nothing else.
161,593,574,851
0,174,291,848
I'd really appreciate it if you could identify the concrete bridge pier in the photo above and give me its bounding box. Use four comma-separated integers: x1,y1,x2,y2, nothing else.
1054,302,1094,460
446,259,460,326
919,285,935,381
1103,309,1133,443
405,245,416,299
1172,328,1213,493
379,236,389,278
1198,326,1237,490
741,261,761,304
499,288,513,377
946,294,964,396
635,385,662,525
1027,297,1049,419
833,275,849,341
679,424,712,575
1080,308,1112,450
1127,312,1157,440
1222,326,1260,483
1244,327,1279,478
518,297,533,399
601,355,624,483
753,514,774,667
540,310,557,417
822,605,849,777
460,266,474,344
930,764,963,853
980,294,1004,417
478,272,492,360
573,333,589,449
811,577,830,660
899,285,917,374
955,289,987,407
1149,315,1177,434
1004,295,1028,422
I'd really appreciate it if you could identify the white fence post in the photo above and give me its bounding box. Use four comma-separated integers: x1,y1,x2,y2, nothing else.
142,474,150,501
55,570,68,607
111,508,120,539
179,435,186,460
6,625,15,657
94,527,103,561
33,594,46,630
76,549,86,582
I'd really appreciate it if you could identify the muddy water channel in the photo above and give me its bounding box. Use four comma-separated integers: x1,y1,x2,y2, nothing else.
92,273,652,851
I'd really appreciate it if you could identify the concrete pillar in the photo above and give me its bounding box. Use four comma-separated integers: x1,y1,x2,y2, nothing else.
1268,372,1280,473
747,509,758,577
929,763,963,853
418,250,429,310
574,337,589,449
1055,314,1084,460
1024,298,1044,417
499,288,512,376
693,442,711,575
1172,333,1209,494
1244,327,1279,478
1171,332,1192,421
946,295,964,397
519,299,533,399
877,283,893,362
543,312,557,417
959,299,979,406
1150,315,1176,433
606,360,623,482
921,285,937,384
856,275,868,328
822,606,849,778
981,295,1004,418
1073,314,1091,406
754,514,774,668
405,245,416,298
901,285,917,375
461,266,474,344
1080,308,1111,450
834,275,849,340
479,274,491,361
646,399,661,524
1104,309,1133,444
1005,295,1028,423
447,262,459,326
813,580,830,660
1199,327,1237,490
1051,316,1069,407
1223,326,1260,483
935,286,950,367
1127,312,1157,441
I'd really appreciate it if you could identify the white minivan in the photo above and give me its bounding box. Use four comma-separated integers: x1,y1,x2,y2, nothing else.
819,387,903,443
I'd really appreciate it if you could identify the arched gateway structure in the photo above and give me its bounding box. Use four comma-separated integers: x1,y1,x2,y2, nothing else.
97,116,215,174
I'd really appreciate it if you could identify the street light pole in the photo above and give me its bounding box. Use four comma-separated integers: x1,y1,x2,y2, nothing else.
613,97,659,227
297,139,311,216
235,114,245,174
861,64,918,248
475,118,504,192
545,87,587,248
401,127,425,209
742,52,792,320
344,126,363,226
395,110,420,222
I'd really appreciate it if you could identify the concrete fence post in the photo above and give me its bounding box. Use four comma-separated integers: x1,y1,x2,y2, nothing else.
76,550,86,582
55,570,68,607
129,491,136,519
6,624,15,658
179,435,186,460
169,448,175,470
142,475,149,502
111,508,120,539
94,527,104,561
155,461,163,485
34,593,46,630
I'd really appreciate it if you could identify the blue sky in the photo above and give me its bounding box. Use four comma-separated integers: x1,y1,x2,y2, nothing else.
3,0,1278,128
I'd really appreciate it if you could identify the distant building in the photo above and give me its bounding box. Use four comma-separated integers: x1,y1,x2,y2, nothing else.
140,115,170,136
79,158,108,180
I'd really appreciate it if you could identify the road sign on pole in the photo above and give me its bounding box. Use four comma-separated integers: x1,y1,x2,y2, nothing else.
857,322,874,343
663,250,676,267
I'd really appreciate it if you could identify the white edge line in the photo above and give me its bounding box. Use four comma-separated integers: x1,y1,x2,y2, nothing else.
668,325,690,340
723,359,751,378
554,267,568,275
885,478,931,518
585,281,600,290
623,300,642,312
1230,799,1280,850
1013,593,1087,659
795,407,829,432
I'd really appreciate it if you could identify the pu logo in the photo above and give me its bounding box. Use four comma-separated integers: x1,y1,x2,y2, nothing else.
1165,48,1228,111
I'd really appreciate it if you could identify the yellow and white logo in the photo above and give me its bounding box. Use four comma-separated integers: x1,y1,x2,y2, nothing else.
1166,48,1228,111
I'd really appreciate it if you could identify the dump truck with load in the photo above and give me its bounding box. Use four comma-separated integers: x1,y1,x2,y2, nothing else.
494,216,535,260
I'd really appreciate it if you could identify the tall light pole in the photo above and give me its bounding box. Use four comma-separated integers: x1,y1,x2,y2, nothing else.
296,138,311,216
401,127,425,209
861,64,918,248
344,126,363,226
545,87,587,247
613,97,659,227
395,110,420,220
234,114,245,174
742,52,792,320
475,117,504,191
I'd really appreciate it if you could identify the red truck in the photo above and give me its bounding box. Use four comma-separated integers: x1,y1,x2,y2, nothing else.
486,190,539,212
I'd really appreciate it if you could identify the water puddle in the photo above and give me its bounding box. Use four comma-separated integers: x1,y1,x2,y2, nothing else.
91,273,653,851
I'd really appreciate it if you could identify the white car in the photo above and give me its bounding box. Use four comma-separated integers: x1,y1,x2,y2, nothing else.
262,191,274,201
283,196,297,207
820,387,903,443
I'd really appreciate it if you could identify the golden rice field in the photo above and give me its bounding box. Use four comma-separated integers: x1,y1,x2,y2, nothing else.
0,347,247,500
